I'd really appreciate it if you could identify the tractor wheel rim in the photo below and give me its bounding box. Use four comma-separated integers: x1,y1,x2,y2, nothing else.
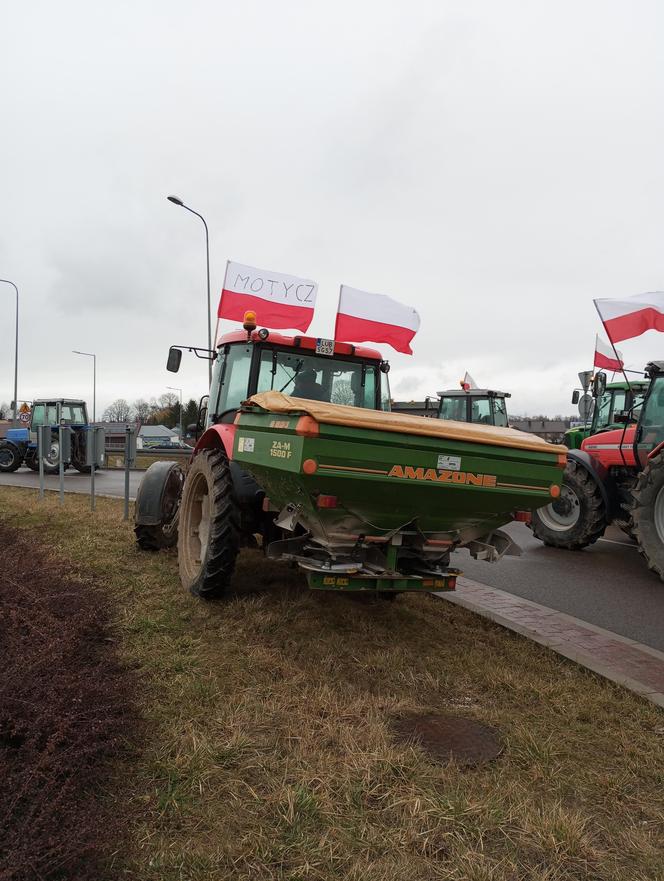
45,441,59,466
187,471,211,568
0,449,12,466
537,485,581,531
654,486,664,545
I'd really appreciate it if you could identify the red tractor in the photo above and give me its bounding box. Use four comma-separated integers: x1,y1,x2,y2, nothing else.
531,361,664,578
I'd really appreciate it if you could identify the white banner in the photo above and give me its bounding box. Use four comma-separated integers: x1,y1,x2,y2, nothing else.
222,260,318,307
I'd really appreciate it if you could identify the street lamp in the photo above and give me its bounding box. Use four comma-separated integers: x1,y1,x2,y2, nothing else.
166,385,183,443
167,194,212,384
0,279,19,427
72,350,96,423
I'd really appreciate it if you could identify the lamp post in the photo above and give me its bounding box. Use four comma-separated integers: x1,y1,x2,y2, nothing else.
166,385,183,443
0,279,19,427
72,350,96,423
167,195,212,384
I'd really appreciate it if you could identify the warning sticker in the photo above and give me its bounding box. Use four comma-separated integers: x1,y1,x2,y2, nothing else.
437,454,461,471
238,436,255,453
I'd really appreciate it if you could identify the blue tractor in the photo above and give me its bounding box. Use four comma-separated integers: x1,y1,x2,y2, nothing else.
0,399,98,474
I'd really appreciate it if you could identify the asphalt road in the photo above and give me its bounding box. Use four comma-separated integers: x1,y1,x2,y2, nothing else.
451,522,664,651
0,466,143,500
2,467,663,650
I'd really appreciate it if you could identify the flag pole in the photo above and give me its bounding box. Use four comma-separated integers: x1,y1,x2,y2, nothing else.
334,284,343,341
593,300,631,466
593,301,633,394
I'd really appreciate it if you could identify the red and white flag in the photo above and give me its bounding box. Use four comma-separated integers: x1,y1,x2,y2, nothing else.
594,291,664,343
218,260,318,331
460,372,478,391
334,285,420,354
594,335,623,372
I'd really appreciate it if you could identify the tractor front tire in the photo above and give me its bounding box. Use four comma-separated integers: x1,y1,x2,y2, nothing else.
0,443,23,473
178,449,240,600
631,449,664,581
530,459,607,550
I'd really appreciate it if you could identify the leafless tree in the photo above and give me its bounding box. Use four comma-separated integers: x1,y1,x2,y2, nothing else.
103,398,133,422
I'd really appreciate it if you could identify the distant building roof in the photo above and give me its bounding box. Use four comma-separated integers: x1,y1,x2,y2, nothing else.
139,424,176,437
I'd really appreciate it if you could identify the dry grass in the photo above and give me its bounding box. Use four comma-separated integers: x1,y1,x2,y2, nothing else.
1,487,663,881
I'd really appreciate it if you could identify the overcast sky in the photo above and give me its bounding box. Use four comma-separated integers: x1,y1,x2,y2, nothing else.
1,0,663,418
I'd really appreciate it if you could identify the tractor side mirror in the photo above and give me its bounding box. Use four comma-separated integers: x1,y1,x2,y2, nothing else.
592,372,607,398
571,390,580,405
167,347,182,373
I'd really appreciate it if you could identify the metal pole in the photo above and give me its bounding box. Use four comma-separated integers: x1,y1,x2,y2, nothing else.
0,279,19,427
91,428,95,512
167,385,183,443
184,207,212,384
38,426,45,500
72,350,96,422
58,426,64,506
167,199,212,384
124,426,130,521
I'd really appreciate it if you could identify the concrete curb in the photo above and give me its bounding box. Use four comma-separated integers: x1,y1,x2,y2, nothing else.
436,576,664,709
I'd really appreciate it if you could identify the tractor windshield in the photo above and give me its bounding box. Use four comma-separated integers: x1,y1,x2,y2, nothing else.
492,397,509,427
60,403,86,424
593,389,625,432
256,349,381,409
438,397,467,422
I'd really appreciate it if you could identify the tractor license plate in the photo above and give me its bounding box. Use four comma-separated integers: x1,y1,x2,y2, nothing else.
315,338,334,356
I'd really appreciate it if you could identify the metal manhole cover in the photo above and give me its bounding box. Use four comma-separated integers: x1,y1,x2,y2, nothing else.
390,712,502,766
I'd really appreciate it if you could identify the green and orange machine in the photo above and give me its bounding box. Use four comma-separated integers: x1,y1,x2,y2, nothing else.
135,312,565,600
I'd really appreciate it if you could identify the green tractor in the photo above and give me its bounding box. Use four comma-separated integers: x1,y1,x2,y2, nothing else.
564,376,649,449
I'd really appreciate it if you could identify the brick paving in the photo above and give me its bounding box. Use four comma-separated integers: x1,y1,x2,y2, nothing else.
437,577,664,708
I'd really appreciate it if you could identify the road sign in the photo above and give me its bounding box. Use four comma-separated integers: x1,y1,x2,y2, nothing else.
578,371,593,392
18,410,30,425
578,393,594,421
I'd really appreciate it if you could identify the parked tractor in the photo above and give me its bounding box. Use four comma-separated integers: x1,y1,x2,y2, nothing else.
564,375,648,449
437,387,510,427
531,361,664,577
0,399,97,474
135,313,565,600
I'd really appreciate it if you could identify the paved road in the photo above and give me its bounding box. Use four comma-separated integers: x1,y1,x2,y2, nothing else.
2,467,663,650
0,466,144,500
451,522,664,651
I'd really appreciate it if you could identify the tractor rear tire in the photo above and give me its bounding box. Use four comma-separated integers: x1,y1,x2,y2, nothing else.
178,448,240,600
530,459,607,550
0,443,22,473
631,449,664,581
134,465,184,551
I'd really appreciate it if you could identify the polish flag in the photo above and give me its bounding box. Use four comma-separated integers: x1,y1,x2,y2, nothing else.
460,371,478,391
334,285,420,354
594,291,664,343
218,260,318,331
594,335,623,372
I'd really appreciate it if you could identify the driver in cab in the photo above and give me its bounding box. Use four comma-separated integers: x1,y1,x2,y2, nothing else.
293,368,326,402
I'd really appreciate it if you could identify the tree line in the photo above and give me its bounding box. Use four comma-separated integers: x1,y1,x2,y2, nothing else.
102,395,200,432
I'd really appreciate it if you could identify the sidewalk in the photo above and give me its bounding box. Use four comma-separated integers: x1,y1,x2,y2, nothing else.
437,577,664,709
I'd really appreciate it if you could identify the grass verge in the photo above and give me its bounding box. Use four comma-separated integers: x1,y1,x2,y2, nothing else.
1,487,662,881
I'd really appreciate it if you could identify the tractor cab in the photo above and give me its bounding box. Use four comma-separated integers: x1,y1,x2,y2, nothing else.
167,315,391,436
633,361,664,468
29,399,88,436
437,388,510,428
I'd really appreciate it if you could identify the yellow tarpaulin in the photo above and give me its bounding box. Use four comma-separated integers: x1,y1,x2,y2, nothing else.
246,392,564,455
